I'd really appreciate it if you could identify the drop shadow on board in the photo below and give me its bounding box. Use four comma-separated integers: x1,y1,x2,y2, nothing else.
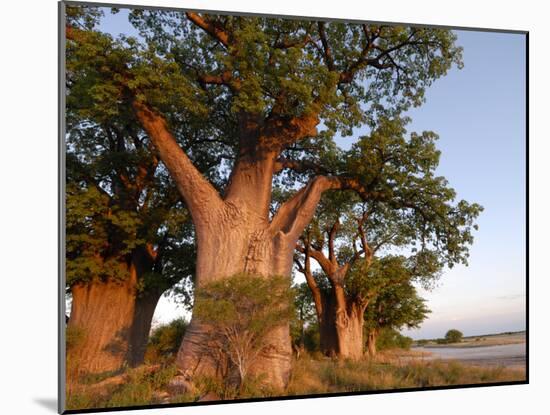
34,398,57,413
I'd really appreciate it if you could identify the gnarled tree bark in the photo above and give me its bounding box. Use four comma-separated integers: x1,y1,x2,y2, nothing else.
296,227,369,360
67,270,138,380
133,100,333,390
66,248,159,381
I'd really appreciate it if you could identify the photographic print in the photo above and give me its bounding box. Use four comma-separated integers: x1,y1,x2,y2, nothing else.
60,1,527,412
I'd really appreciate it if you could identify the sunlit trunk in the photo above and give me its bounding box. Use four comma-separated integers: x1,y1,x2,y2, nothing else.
134,103,324,391
67,271,138,382
366,328,378,358
175,161,295,390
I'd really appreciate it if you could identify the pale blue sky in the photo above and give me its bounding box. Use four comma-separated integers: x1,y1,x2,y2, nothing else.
402,30,526,338
95,9,527,339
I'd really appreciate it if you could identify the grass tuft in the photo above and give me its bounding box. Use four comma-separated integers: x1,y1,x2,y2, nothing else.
67,352,526,410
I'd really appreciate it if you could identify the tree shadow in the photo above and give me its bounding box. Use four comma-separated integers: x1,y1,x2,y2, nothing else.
34,398,57,412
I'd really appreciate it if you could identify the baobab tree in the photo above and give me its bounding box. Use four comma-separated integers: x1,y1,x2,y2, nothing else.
295,208,438,360
65,8,200,377
65,110,197,377
65,4,469,389
294,118,481,360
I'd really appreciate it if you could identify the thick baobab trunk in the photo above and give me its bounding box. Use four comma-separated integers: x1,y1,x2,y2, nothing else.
134,102,325,391
366,329,378,358
67,250,159,381
67,271,138,379
318,293,338,357
334,300,364,360
317,287,364,360
175,200,295,390
128,289,163,367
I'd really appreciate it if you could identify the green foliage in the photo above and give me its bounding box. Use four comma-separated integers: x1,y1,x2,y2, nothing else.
375,328,414,351
290,282,319,351
66,356,525,409
445,329,464,343
66,183,143,285
295,117,480,335
65,111,196,291
346,116,483,270
65,7,198,300
146,318,188,363
66,9,481,362
69,6,464,190
106,365,178,407
190,373,281,400
363,273,430,333
346,256,406,301
301,326,321,353
195,273,293,337
194,273,294,387
66,5,103,30
127,11,462,134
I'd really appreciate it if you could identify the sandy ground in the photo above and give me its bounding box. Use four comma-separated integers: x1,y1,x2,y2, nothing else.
417,331,526,348
407,332,527,371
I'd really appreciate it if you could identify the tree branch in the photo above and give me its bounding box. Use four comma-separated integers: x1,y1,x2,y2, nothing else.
260,112,320,151
295,240,324,319
132,100,224,226
274,34,313,50
271,176,334,239
317,22,335,71
186,12,230,48
273,157,329,175
271,175,382,243
327,220,340,265
338,29,416,84
198,70,241,92
295,241,334,276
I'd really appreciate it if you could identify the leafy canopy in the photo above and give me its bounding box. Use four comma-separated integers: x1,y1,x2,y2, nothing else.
66,8,197,299
67,5,464,195
363,277,431,333
297,115,483,303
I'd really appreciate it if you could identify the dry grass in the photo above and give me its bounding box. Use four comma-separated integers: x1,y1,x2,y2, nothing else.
66,352,525,410
66,364,179,410
287,352,526,395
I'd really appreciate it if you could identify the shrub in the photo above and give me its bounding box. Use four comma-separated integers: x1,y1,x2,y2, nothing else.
146,318,188,363
445,329,463,344
377,328,414,351
302,325,320,352
194,273,294,390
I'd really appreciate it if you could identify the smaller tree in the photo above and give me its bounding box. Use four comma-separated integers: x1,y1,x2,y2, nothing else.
194,274,294,391
364,275,430,357
375,328,414,351
445,329,464,344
